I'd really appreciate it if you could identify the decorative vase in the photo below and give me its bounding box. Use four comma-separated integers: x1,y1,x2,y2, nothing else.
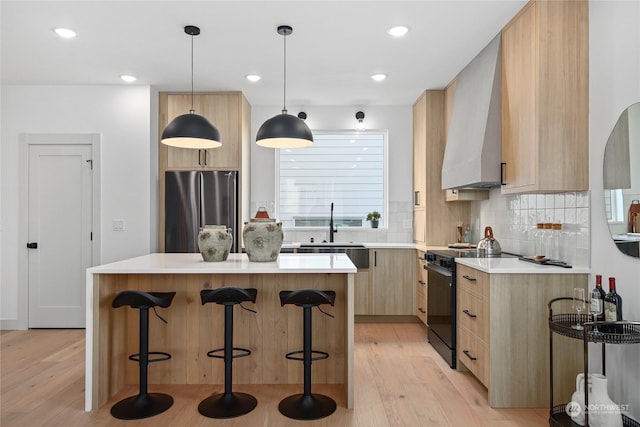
242,218,283,262
371,219,379,228
197,225,232,262
570,373,623,427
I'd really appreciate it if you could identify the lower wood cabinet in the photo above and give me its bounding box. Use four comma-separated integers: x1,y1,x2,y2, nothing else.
356,248,414,316
456,263,586,408
371,249,414,315
415,250,427,325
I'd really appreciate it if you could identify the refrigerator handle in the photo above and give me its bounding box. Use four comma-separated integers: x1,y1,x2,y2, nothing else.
199,172,205,229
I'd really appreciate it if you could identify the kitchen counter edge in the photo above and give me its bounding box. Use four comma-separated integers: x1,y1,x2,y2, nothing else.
455,257,590,274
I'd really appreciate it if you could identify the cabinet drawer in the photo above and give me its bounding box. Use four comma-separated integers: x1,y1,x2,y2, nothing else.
416,281,427,324
457,264,489,298
458,289,488,342
459,328,489,386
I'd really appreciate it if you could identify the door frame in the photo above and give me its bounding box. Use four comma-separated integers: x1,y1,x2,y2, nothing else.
18,133,101,330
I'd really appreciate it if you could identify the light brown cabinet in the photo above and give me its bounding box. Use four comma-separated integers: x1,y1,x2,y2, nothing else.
500,0,588,194
412,90,469,246
457,265,490,386
456,263,587,408
356,249,414,316
415,250,428,325
158,91,251,252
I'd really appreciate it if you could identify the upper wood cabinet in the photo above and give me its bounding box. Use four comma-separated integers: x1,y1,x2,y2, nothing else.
159,92,250,170
501,0,588,194
413,90,470,246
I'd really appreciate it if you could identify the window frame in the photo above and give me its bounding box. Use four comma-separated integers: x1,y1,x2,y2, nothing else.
275,129,389,231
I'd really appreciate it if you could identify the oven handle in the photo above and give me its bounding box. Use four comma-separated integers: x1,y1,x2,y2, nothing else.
425,263,452,278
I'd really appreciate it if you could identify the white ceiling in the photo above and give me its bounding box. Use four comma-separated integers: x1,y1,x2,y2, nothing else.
1,0,527,106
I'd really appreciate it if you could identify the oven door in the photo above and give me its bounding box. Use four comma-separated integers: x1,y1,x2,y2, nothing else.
426,262,456,368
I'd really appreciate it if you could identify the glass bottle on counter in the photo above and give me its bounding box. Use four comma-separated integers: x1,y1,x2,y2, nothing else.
534,223,545,256
551,223,562,260
543,223,553,258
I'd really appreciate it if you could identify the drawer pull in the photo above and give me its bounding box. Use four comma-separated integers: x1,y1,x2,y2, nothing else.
418,280,426,285
463,350,477,361
418,308,426,314
462,275,476,282
462,309,477,318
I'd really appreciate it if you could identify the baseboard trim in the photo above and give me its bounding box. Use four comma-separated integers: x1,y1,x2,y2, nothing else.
1,319,21,330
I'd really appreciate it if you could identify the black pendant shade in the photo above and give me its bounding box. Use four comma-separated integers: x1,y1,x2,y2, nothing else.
161,112,222,149
256,112,313,148
256,25,313,149
161,25,222,150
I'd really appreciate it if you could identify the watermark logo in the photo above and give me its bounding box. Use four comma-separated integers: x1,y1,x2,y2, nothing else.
566,401,582,418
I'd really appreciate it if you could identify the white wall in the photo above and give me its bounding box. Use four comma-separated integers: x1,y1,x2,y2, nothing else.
1,85,154,328
250,104,414,243
590,1,640,419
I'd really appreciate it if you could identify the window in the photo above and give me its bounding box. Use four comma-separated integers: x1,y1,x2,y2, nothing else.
277,131,386,228
604,189,624,223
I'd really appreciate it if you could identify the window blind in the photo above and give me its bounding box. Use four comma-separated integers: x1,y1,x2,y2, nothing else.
278,132,385,228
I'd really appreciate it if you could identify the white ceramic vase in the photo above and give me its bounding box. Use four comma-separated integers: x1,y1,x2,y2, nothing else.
243,218,283,262
570,373,623,427
197,225,232,262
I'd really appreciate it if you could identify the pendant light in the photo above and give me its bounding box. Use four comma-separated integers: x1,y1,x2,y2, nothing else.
256,25,313,148
161,25,221,149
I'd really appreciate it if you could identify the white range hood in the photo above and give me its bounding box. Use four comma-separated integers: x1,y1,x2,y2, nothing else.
441,34,501,190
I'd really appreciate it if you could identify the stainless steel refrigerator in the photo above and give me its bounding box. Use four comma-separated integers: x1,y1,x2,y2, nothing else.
165,170,238,253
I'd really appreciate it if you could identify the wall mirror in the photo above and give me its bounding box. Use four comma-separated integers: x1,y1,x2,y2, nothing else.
603,102,640,258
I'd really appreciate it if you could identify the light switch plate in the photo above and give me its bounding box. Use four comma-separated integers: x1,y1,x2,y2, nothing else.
113,219,125,231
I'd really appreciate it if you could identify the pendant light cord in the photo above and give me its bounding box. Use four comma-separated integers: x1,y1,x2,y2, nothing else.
282,31,287,114
190,32,195,113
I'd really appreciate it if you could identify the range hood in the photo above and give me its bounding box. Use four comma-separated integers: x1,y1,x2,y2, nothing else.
442,34,501,190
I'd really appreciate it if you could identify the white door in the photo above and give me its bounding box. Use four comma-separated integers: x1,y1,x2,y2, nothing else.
28,144,93,328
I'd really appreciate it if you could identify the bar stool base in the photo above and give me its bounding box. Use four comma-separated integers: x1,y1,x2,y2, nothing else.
198,392,257,419
278,393,337,420
110,393,173,420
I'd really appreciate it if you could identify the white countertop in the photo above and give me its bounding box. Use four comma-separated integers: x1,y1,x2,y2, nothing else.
88,253,357,275
612,233,640,242
455,257,590,274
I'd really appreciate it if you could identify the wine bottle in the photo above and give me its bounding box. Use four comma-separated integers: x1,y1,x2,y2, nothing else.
590,276,605,332
594,275,606,321
604,277,623,333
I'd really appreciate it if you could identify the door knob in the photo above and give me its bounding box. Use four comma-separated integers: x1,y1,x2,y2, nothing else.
26,242,38,249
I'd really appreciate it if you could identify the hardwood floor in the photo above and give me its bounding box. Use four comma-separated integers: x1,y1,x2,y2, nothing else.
1,323,547,426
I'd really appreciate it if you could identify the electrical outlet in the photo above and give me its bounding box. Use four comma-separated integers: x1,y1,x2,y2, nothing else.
113,219,125,231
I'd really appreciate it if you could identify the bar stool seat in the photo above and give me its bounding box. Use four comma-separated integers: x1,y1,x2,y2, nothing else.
110,290,176,420
278,288,337,420
198,287,258,419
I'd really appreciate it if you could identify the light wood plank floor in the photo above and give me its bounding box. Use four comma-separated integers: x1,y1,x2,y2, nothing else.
1,323,547,426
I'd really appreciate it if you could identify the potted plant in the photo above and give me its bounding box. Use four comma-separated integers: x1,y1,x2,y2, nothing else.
366,211,381,228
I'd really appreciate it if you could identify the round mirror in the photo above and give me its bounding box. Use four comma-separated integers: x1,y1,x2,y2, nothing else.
604,102,640,258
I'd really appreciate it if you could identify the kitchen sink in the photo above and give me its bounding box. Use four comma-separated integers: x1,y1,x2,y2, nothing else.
295,243,369,269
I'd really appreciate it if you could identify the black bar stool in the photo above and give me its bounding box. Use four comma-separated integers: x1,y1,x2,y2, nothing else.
278,288,337,420
110,290,176,420
198,287,258,418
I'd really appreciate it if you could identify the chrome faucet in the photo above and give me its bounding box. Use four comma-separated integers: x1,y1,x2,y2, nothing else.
329,202,337,243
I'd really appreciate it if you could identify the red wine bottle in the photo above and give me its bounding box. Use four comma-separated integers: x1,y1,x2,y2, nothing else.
604,277,623,333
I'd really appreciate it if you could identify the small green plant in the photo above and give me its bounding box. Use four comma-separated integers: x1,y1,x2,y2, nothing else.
366,211,381,221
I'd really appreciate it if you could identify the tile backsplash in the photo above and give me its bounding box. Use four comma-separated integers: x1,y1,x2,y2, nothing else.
469,189,590,267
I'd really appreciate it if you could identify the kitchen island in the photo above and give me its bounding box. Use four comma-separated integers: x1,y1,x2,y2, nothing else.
85,253,356,411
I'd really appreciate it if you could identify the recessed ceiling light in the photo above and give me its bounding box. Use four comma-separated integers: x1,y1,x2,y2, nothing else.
245,74,261,82
54,28,76,39
387,26,409,37
371,73,387,82
120,75,137,83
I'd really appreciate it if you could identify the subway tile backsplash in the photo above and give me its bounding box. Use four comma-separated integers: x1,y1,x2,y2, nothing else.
470,189,590,267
